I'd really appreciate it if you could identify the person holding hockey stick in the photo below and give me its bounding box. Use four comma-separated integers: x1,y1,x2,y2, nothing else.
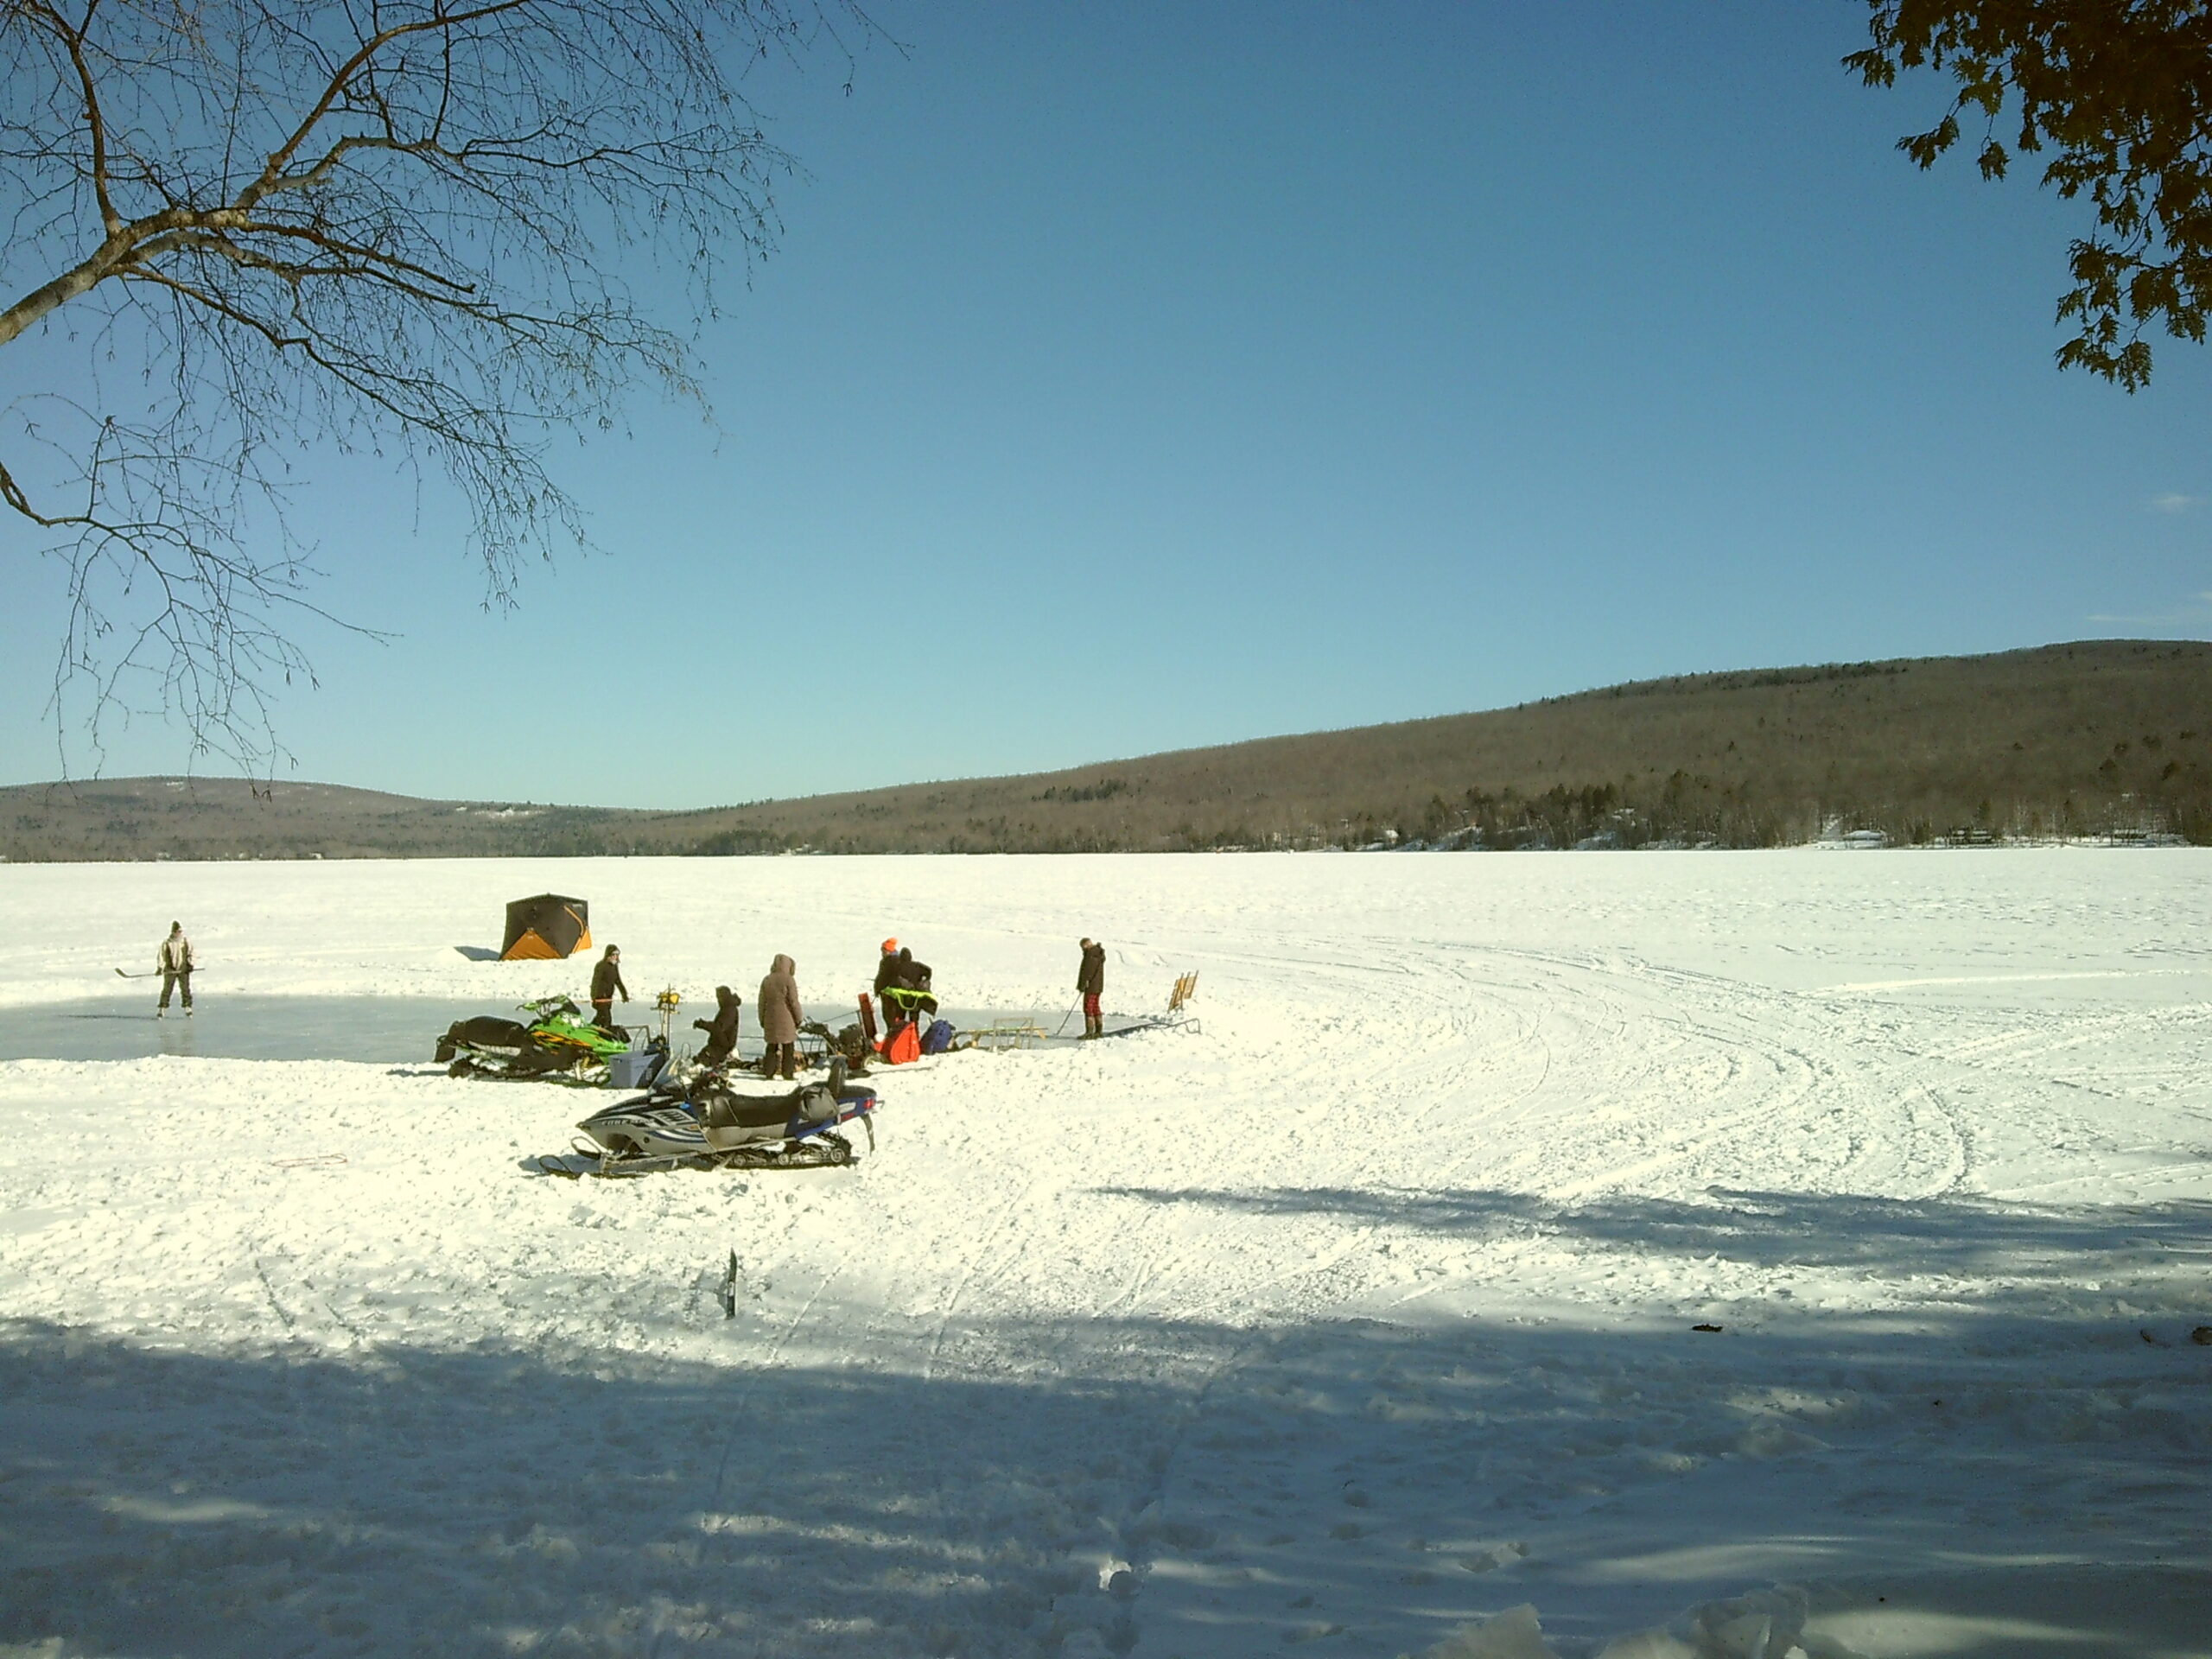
156,921,194,1017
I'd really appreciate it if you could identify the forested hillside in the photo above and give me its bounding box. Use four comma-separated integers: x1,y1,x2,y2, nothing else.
5,640,2206,859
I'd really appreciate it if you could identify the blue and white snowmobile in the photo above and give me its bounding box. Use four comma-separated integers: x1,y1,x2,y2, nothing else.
561,1057,879,1176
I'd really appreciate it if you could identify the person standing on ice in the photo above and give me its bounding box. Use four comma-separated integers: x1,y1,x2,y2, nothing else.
759,953,804,1080
872,938,902,1017
692,984,742,1069
589,944,630,1034
1077,938,1106,1039
156,921,194,1018
892,946,936,1022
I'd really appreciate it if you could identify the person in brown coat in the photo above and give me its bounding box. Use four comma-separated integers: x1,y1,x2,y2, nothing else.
1077,938,1106,1039
758,953,804,1080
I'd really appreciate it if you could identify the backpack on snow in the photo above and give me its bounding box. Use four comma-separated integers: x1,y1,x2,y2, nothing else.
920,1018,955,1055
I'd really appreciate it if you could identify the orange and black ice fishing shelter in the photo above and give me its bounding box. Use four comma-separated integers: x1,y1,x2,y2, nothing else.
499,893,592,960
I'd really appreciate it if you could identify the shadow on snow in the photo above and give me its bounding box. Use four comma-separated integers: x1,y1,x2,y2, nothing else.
3,1189,2209,1656
1096,1182,2212,1294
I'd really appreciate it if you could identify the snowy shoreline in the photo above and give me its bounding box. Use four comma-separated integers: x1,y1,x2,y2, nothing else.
3,852,2208,1656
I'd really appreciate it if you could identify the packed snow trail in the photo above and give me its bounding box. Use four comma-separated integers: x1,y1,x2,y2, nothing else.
1,851,2208,1656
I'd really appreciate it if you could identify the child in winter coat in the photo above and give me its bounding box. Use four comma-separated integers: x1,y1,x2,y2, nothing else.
1077,938,1106,1039
693,985,742,1068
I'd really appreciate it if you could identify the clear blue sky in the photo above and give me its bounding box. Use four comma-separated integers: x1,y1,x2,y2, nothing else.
5,1,2208,808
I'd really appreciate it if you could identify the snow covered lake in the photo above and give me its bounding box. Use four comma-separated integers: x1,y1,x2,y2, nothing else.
1,850,2208,1657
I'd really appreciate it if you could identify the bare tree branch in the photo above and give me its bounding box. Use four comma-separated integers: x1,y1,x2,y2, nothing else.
1,0,884,773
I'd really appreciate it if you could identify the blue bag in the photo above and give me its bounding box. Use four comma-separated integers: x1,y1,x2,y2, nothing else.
920,1018,955,1055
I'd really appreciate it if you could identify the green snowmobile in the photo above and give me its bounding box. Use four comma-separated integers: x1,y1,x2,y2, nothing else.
435,995,646,1084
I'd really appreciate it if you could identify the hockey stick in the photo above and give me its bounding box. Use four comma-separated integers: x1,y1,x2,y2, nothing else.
117,966,203,978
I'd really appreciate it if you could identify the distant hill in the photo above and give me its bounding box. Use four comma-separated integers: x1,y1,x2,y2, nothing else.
3,640,2208,860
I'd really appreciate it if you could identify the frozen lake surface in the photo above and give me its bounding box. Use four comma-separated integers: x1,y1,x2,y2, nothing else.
0,995,506,1063
1,850,2208,1657
0,996,1075,1064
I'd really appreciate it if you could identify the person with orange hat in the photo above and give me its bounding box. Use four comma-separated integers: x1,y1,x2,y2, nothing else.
872,939,936,1035
872,939,902,1012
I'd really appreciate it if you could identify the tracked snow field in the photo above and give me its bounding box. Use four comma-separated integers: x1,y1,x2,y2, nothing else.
1,850,2209,1657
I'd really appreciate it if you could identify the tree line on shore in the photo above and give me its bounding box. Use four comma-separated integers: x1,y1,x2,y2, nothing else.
6,643,2208,860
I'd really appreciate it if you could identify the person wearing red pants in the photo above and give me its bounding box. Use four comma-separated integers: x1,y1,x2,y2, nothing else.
1077,938,1106,1039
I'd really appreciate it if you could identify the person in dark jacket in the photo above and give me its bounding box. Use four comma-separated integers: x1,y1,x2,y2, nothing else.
692,984,742,1069
589,944,630,1034
759,953,804,1079
872,938,903,1029
896,947,936,1019
1077,938,1106,1039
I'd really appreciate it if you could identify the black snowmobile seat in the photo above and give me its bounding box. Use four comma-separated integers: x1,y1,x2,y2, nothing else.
701,1089,801,1131
435,1014,531,1062
700,1077,841,1131
696,1058,847,1132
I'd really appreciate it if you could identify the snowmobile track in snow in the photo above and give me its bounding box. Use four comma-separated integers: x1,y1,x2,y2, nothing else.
3,851,2210,1658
